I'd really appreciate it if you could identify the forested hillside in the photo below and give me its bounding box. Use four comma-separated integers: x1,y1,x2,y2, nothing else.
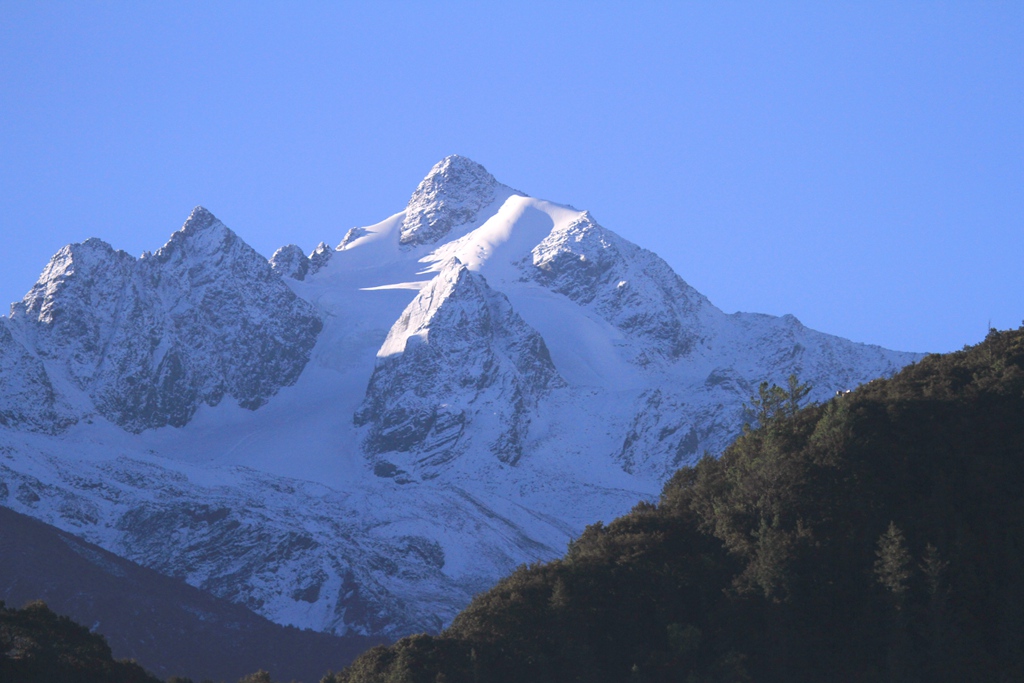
330,327,1024,683
0,601,160,683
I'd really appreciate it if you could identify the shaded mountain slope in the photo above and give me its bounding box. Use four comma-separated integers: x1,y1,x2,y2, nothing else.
0,505,382,682
330,327,1024,683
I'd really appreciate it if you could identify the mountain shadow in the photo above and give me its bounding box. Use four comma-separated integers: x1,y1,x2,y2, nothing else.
0,505,383,682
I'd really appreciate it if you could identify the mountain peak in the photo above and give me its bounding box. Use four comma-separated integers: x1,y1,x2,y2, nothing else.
269,245,309,281
424,155,493,184
308,241,334,275
438,255,468,276
400,156,522,247
173,205,233,247
153,206,237,265
182,206,219,232
11,237,133,324
375,257,474,359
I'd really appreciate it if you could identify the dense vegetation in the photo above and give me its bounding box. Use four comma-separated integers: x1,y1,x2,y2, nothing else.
327,327,1024,682
0,599,296,683
0,600,159,683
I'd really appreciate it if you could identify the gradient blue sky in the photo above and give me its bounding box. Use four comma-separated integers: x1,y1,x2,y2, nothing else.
1,2,1021,353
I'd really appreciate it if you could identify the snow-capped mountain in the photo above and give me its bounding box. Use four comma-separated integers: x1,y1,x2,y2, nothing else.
0,156,922,637
7,207,321,432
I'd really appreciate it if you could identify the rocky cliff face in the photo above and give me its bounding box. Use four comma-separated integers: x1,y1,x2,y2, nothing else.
400,155,522,247
0,318,76,432
8,207,322,432
522,211,716,363
308,242,334,275
355,258,562,470
269,244,309,281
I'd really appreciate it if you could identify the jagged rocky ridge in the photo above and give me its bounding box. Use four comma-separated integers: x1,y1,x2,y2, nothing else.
6,207,321,432
523,210,714,363
0,155,923,638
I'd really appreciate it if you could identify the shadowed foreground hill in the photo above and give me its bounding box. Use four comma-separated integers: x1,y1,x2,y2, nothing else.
0,600,159,683
0,506,382,682
328,327,1024,683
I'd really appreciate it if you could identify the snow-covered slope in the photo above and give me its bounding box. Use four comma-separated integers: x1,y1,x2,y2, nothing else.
0,155,923,637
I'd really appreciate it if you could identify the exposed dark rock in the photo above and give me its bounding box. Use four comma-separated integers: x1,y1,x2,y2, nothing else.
269,244,310,280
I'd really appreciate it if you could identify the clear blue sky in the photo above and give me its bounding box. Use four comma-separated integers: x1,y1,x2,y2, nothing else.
1,2,1021,353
